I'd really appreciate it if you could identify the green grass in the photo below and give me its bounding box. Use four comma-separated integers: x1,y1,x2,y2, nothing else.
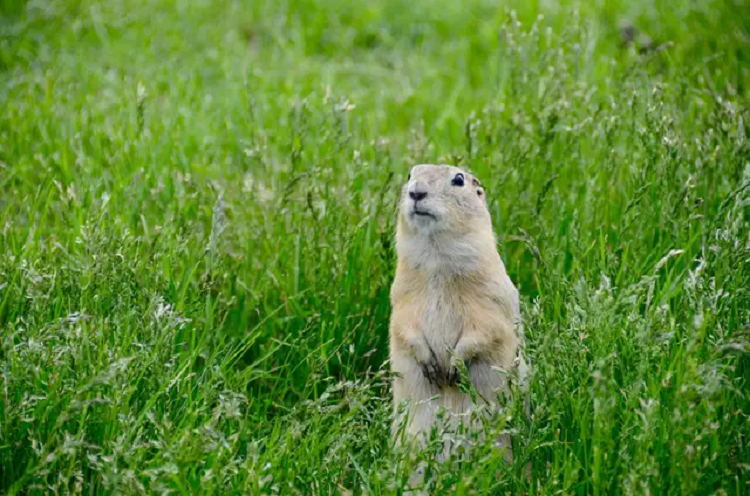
1,0,749,493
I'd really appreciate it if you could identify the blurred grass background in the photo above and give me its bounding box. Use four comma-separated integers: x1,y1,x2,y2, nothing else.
1,0,749,493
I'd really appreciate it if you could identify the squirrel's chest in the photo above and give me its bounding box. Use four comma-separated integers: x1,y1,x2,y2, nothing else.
418,281,465,352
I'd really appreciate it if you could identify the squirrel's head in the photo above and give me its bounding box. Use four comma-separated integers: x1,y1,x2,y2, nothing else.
398,164,491,236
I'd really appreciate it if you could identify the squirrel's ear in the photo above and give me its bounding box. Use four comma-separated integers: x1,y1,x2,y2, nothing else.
477,187,485,203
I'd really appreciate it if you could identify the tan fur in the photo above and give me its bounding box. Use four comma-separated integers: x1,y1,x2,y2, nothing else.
389,164,528,465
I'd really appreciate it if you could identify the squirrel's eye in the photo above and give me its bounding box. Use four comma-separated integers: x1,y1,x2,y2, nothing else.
407,173,411,181
451,173,465,187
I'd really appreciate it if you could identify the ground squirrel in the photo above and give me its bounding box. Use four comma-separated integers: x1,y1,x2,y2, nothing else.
389,164,528,463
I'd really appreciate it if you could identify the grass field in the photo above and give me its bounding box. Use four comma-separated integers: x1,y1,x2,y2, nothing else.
1,0,749,493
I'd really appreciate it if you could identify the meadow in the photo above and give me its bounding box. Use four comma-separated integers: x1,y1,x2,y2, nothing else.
1,0,749,493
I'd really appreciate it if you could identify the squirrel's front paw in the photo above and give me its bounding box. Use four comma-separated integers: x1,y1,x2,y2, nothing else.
445,355,469,387
410,337,444,386
418,358,441,386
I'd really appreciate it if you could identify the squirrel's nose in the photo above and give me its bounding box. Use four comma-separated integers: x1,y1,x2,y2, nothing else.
408,182,428,201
